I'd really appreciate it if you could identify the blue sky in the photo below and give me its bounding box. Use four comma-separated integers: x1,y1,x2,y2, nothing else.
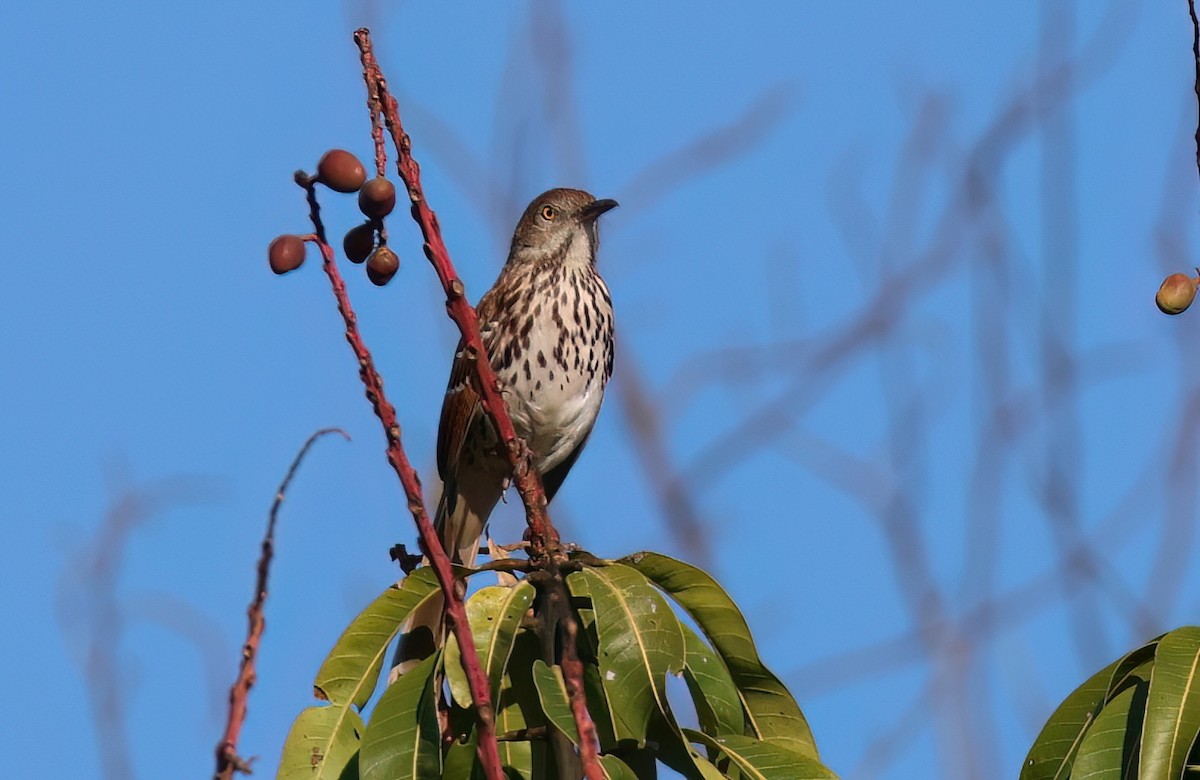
3,2,1196,778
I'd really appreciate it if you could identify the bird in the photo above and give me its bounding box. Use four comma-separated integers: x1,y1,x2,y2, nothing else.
395,187,617,670
436,187,618,564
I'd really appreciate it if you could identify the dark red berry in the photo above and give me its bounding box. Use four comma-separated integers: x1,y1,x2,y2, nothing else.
343,222,376,264
316,149,366,193
366,246,400,286
268,234,306,275
358,177,397,219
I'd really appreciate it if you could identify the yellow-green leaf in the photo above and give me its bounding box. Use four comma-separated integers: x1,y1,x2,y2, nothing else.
568,564,685,743
623,552,817,758
276,705,363,780
599,754,640,780
682,624,744,739
497,631,547,778
531,660,580,744
685,730,837,780
648,710,734,780
315,569,441,709
442,734,480,780
359,653,442,780
447,582,537,707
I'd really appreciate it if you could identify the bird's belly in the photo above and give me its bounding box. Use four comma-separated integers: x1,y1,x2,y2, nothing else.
502,318,608,474
488,263,613,475
517,384,601,469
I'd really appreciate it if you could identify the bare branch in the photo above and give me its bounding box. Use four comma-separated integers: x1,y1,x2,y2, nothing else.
214,427,347,780
352,29,605,780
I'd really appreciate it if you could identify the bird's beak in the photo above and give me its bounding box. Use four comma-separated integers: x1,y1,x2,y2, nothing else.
581,198,619,222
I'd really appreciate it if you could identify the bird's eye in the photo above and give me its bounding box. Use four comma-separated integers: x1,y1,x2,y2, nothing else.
540,205,557,221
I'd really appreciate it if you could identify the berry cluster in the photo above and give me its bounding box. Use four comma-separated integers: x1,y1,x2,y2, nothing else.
268,149,400,286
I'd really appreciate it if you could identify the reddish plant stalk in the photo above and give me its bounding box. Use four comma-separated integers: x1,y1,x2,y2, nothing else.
560,604,605,777
214,428,346,779
353,29,560,560
353,28,605,778
297,180,504,780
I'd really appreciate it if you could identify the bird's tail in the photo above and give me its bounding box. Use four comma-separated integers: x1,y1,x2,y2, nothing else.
391,475,501,677
434,472,496,569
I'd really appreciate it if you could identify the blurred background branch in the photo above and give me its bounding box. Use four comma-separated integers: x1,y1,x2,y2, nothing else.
11,1,1196,778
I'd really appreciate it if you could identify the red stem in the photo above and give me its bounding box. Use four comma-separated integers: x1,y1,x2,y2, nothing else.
352,27,604,779
353,29,560,560
560,606,606,779
296,177,504,780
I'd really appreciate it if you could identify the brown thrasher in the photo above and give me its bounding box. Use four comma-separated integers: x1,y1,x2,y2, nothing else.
437,187,618,563
396,188,617,669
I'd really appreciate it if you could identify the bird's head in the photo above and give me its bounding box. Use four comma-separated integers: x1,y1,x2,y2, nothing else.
508,188,618,268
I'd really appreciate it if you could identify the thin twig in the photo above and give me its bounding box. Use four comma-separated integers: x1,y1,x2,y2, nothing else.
559,604,604,770
353,28,605,780
496,726,549,742
59,478,215,780
353,29,559,561
1191,0,1200,179
294,175,506,778
213,427,348,779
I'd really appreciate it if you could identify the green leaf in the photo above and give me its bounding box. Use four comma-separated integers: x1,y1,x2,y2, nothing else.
446,583,537,707
681,624,744,739
445,632,471,710
496,631,547,779
359,653,442,780
494,703,536,780
1183,725,1200,778
1108,636,1162,698
623,552,817,759
495,682,534,777
1140,627,1200,779
531,660,580,743
581,659,618,751
482,583,537,685
685,730,837,780
336,749,360,780
1019,656,1121,780
689,755,729,780
1072,673,1150,779
647,710,731,780
443,734,481,780
276,704,364,780
569,591,619,750
568,564,686,743
315,569,442,709
598,754,641,780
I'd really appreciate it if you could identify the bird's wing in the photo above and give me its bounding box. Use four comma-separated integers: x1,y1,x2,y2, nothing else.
436,287,501,482
435,358,479,483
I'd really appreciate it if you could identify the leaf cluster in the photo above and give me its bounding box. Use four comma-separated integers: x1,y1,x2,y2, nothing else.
275,552,836,779
1022,626,1200,780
